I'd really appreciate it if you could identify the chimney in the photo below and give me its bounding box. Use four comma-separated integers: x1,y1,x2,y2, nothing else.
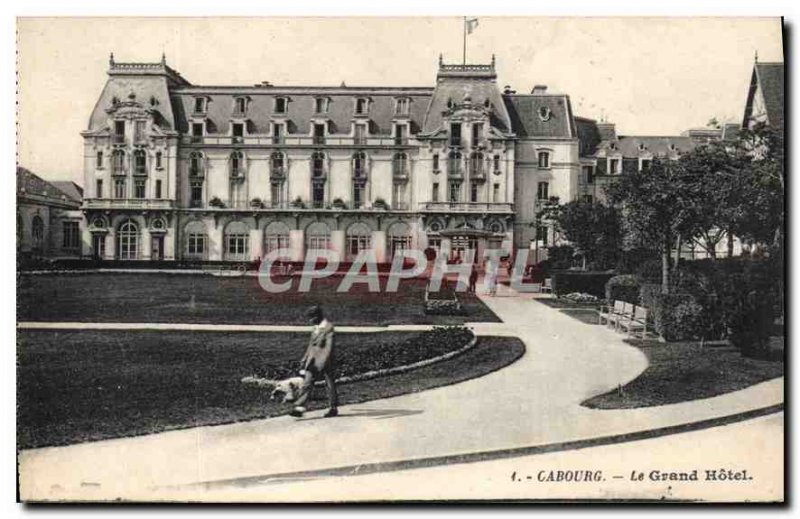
531,85,548,95
596,122,617,141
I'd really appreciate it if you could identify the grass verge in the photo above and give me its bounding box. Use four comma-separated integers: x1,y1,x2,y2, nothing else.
18,329,524,448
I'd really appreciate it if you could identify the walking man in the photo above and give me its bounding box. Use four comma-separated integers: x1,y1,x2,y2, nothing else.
290,305,338,418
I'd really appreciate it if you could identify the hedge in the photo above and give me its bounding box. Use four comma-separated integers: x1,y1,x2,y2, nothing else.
605,274,641,304
552,271,615,298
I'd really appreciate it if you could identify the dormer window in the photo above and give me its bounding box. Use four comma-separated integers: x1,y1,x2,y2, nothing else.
537,151,550,169
355,98,369,115
395,97,410,116
640,158,652,172
315,97,329,114
313,123,326,145
274,97,288,114
191,122,204,143
232,122,245,143
194,97,207,114
234,97,247,116
639,143,646,151
538,107,552,122
394,123,408,146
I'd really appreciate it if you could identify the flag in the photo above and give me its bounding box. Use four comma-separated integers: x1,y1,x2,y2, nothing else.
466,18,479,35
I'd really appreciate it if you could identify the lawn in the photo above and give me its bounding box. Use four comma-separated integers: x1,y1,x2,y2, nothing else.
18,329,524,448
17,273,500,325
582,341,784,409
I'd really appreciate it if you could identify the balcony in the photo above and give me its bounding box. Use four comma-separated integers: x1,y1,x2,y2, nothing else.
469,166,486,181
313,135,326,145
392,168,409,181
133,167,148,177
270,167,286,180
111,167,127,177
179,135,418,147
420,202,514,213
272,135,285,145
84,198,175,210
229,170,245,182
394,137,408,146
189,168,204,179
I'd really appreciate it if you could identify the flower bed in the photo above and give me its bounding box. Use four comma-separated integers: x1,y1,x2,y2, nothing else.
423,288,464,315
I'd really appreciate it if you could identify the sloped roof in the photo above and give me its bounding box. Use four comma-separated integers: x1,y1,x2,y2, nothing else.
574,117,602,156
503,95,574,138
755,62,784,130
421,77,512,135
51,181,84,203
612,136,695,157
17,167,81,208
172,87,433,136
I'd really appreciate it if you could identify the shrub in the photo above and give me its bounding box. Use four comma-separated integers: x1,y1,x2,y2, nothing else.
543,245,575,271
605,274,641,304
249,198,264,209
374,198,389,210
209,196,225,208
290,197,305,209
651,293,705,342
616,247,660,275
635,259,663,284
332,197,347,209
552,271,614,299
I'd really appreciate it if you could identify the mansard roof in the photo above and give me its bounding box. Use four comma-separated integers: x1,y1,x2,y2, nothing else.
503,94,576,139
17,167,82,208
743,61,784,131
604,135,695,157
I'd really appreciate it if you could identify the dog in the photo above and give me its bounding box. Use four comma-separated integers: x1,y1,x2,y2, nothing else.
241,372,306,403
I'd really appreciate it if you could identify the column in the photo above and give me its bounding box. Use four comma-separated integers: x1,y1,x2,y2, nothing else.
330,229,345,262
373,230,387,263
141,227,152,260
289,229,304,262
250,228,263,261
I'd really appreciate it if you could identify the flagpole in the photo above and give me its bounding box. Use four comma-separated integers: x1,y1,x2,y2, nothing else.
463,16,467,65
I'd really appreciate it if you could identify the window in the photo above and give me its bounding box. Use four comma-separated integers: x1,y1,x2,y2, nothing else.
392,183,407,210
133,149,147,175
62,221,80,250
354,124,367,145
609,158,620,175
31,216,44,252
393,152,408,178
114,120,126,143
387,222,411,258
234,97,247,115
355,98,368,115
538,151,550,169
493,154,501,172
262,222,288,254
306,222,331,251
232,123,244,142
187,233,206,256
394,124,408,145
190,182,203,207
134,179,146,199
583,165,594,184
315,98,328,114
117,219,139,260
155,151,162,169
353,151,367,178
274,97,287,114
447,151,462,176
272,123,284,144
112,149,125,174
346,222,372,260
155,179,162,199
312,183,325,208
449,181,462,203
194,97,206,114
96,151,104,168
472,123,482,147
395,97,409,115
470,152,484,177
470,182,479,203
640,159,652,172
536,223,549,246
96,179,103,198
353,183,365,209
493,183,500,202
114,178,126,199
134,120,146,143
537,181,549,201
450,123,462,147
271,151,285,177
313,123,326,145
312,152,325,178
432,153,440,172
230,151,244,178
270,183,284,208
432,182,440,202
225,233,250,261
191,122,204,142
583,194,594,204
189,152,204,176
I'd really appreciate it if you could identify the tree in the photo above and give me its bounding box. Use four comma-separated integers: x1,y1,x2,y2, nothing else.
605,158,699,292
550,200,622,270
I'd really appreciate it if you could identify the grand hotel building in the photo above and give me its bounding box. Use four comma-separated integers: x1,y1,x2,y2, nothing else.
79,54,780,263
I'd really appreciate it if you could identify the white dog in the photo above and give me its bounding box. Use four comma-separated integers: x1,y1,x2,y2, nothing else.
241,373,305,403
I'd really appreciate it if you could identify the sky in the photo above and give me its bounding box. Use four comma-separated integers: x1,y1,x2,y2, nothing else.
17,16,783,185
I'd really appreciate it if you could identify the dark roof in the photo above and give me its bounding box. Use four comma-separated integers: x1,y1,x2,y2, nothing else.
503,94,575,138
755,62,784,130
421,73,512,134
612,136,695,157
17,167,82,208
574,117,602,156
51,181,84,203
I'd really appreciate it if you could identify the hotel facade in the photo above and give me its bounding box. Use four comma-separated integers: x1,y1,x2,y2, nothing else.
78,55,780,263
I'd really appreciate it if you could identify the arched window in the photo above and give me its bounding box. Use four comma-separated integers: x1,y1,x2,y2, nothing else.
311,152,326,178
387,221,411,258
112,149,126,174
224,221,250,261
185,221,206,259
305,222,331,252
189,151,204,177
31,215,44,252
448,151,462,176
346,222,372,260
117,219,139,260
393,152,408,178
230,151,245,178
264,221,290,255
133,149,147,175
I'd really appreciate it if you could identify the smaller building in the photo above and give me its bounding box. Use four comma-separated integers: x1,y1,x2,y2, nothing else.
17,167,84,259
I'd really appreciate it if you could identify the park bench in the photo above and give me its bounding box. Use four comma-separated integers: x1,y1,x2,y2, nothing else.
598,300,625,326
